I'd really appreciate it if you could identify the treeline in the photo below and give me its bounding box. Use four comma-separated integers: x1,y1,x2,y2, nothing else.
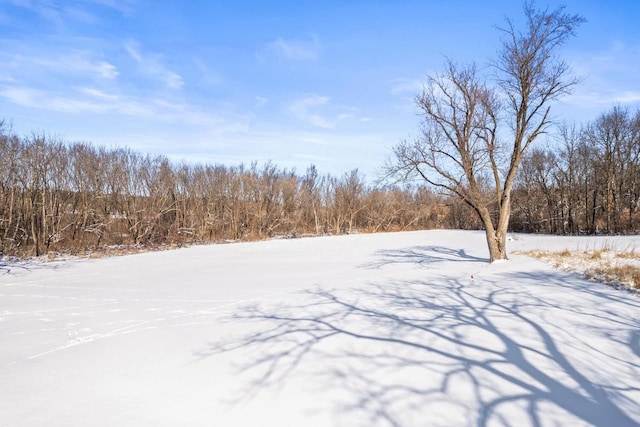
511,106,640,234
2,105,638,257
0,125,452,257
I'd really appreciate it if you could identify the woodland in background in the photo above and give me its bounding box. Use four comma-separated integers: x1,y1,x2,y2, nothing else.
1,105,639,258
0,123,450,257
511,106,640,235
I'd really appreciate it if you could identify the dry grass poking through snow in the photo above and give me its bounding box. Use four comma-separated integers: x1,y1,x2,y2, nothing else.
519,246,640,293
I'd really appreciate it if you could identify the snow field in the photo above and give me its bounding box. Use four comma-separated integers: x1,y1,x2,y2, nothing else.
1,230,639,426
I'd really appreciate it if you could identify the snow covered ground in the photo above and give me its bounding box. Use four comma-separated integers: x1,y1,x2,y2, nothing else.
1,230,639,426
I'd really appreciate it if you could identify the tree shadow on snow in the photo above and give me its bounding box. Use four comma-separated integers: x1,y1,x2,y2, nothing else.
362,246,489,269
0,258,60,276
198,267,640,426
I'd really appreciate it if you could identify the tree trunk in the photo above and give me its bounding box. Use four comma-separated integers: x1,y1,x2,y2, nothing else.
485,228,507,262
478,206,509,263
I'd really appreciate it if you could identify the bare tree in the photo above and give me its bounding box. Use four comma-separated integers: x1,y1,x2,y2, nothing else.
386,2,584,261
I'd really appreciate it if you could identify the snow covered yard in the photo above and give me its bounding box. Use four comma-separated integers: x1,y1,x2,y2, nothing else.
1,230,639,426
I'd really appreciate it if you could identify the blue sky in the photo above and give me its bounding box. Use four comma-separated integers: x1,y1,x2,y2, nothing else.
1,0,639,179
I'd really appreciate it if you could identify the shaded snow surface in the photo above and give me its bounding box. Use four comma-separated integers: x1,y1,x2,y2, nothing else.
1,230,639,426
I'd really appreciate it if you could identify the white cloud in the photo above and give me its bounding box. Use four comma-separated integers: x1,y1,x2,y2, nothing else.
125,42,184,89
8,0,135,12
289,95,334,129
563,89,640,107
84,0,137,14
95,61,119,79
0,74,16,83
124,42,142,62
5,0,135,29
6,0,63,28
288,95,363,129
63,6,98,24
0,84,220,126
60,55,119,80
1,85,143,115
193,59,224,87
254,96,268,108
261,36,319,61
0,50,119,81
0,86,37,107
615,91,640,104
390,77,424,96
77,86,119,100
563,41,640,111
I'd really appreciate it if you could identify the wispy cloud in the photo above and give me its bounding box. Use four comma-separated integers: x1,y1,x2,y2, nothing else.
125,42,184,89
193,59,224,87
77,86,119,100
254,96,268,108
563,90,640,107
0,85,218,126
95,61,119,79
85,0,137,14
289,95,334,129
615,91,640,104
1,85,142,116
288,95,360,129
260,36,319,62
390,77,424,96
0,49,119,81
564,41,640,111
5,0,66,29
4,0,135,29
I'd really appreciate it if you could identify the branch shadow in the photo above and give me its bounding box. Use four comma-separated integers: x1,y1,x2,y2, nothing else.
0,258,35,276
632,331,640,359
362,246,489,269
198,273,640,426
0,258,64,276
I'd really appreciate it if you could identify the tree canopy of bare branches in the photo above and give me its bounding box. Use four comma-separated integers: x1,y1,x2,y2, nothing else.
385,2,585,262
